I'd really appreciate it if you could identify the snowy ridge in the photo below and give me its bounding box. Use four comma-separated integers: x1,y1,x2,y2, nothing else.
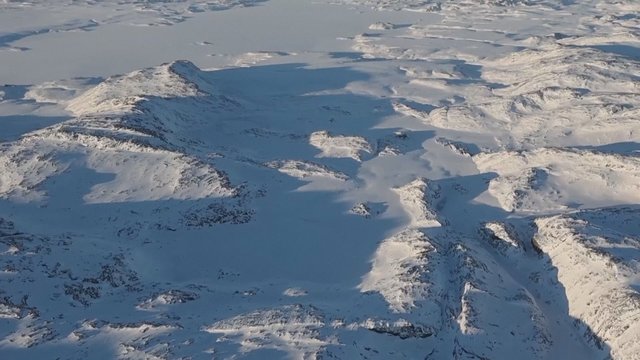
265,159,350,182
533,209,640,359
392,177,442,228
419,44,640,149
444,240,553,359
66,60,213,115
205,305,332,359
480,221,523,255
474,148,640,212
359,229,438,313
309,131,372,161
62,60,238,149
0,60,238,203
358,227,560,358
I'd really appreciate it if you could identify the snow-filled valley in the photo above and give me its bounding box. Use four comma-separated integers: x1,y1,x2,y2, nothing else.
0,0,639,359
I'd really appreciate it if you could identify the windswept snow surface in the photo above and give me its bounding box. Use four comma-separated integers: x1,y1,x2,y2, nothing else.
1,0,640,359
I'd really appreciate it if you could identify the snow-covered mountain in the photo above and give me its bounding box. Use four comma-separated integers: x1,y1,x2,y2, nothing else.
1,0,639,359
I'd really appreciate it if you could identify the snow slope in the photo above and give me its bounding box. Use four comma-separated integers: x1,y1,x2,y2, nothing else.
1,0,639,359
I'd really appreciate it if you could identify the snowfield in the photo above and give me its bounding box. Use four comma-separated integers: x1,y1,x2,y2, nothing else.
1,0,639,359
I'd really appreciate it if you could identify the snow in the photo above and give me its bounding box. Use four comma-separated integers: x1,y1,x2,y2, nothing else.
1,0,640,359
474,148,640,212
359,229,436,312
534,211,640,359
204,305,332,359
309,130,372,161
392,177,442,227
265,159,350,182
